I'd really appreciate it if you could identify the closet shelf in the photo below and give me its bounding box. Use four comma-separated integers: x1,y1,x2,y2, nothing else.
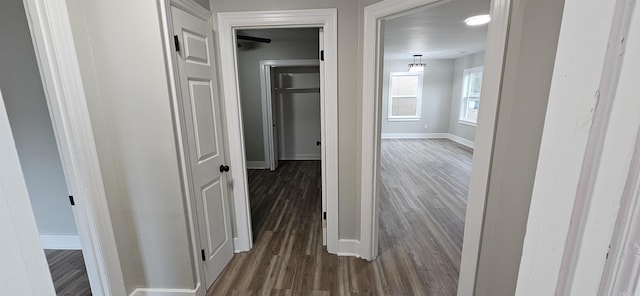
274,87,321,93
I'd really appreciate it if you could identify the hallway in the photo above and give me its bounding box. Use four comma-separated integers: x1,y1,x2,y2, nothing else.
209,139,471,295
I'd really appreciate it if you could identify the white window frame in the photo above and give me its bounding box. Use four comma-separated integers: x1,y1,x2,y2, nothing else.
387,71,423,121
459,66,484,126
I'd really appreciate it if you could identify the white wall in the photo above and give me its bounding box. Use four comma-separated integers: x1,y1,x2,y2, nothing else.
380,58,454,135
236,28,319,163
274,66,321,160
473,0,564,294
66,0,195,293
449,51,485,142
0,0,77,238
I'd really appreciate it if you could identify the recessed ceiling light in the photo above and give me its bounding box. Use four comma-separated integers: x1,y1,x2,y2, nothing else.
465,14,491,26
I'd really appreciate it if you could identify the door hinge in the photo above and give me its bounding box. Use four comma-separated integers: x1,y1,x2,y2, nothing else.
69,195,75,206
323,212,327,220
320,50,324,61
201,249,206,261
174,35,180,52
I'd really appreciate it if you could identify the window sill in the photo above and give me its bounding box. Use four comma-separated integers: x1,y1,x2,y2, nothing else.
388,118,421,122
458,120,477,127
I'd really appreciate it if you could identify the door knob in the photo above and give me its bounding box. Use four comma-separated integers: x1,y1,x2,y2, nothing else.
219,165,230,173
316,141,321,146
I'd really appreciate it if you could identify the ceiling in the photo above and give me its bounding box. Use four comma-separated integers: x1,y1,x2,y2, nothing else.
383,0,491,60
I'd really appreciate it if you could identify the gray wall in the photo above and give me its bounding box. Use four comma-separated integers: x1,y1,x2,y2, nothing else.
193,0,210,10
379,52,484,143
212,0,381,240
0,0,77,236
67,0,194,292
236,28,319,163
65,0,382,291
274,67,321,160
449,51,485,142
57,0,567,294
474,0,564,294
381,59,454,135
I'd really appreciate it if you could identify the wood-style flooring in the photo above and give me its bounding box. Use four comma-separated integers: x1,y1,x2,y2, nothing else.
208,139,472,295
45,249,91,296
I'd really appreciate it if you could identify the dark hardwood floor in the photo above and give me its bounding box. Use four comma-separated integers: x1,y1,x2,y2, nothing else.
45,249,91,296
208,139,472,295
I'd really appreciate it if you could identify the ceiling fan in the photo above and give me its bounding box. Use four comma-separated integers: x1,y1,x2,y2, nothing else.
236,35,271,47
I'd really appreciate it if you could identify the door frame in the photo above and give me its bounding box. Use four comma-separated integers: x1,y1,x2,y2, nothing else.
20,0,127,295
359,0,512,294
217,9,339,253
259,59,321,171
515,0,640,294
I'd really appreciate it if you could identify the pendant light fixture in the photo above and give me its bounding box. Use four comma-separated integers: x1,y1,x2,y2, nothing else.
408,54,426,72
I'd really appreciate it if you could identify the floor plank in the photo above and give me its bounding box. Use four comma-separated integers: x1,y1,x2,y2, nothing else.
209,139,471,295
45,249,91,296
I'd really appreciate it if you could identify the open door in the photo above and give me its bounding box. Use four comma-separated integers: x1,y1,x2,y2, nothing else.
319,28,327,246
171,7,234,288
268,67,279,171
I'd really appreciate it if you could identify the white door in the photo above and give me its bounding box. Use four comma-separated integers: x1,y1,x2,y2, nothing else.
268,68,279,171
319,29,327,246
172,7,234,288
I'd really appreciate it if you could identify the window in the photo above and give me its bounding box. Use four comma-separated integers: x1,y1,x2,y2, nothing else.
388,72,423,121
459,66,483,125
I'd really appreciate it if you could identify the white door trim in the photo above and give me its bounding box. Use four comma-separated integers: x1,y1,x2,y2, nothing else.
598,133,640,296
515,0,640,294
359,1,512,295
259,59,320,171
21,0,126,295
217,9,339,253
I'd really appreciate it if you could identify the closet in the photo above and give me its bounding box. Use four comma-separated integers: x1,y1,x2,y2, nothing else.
272,65,321,165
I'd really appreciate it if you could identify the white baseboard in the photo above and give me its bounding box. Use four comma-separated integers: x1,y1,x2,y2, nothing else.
246,161,266,169
280,154,321,161
129,287,198,296
446,134,475,149
40,235,82,250
381,132,449,139
233,237,250,253
129,283,201,296
337,239,361,258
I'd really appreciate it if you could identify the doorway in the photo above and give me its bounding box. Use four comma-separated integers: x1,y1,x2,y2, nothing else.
1,0,91,294
258,60,322,172
235,28,323,245
216,9,340,254
374,0,489,293
360,0,512,293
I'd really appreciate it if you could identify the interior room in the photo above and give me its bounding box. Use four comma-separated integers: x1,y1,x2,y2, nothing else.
376,0,490,293
0,0,90,295
205,26,328,292
8,0,639,295
233,27,322,238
